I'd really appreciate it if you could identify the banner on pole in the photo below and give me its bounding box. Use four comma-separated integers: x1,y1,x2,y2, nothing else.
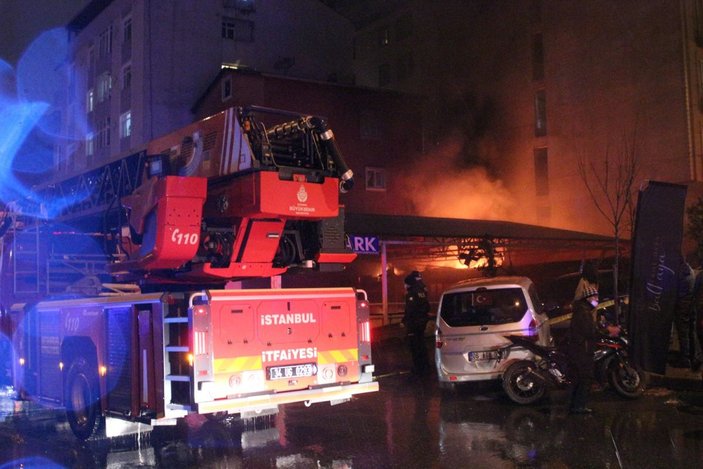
627,181,687,374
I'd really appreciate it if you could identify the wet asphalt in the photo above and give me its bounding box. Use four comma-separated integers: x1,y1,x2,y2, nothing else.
0,336,703,468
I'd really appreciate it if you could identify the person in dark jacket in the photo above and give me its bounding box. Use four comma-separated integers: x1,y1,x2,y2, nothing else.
672,260,703,370
567,285,619,414
403,270,431,376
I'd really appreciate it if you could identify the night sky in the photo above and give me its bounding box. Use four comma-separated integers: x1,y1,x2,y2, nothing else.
0,0,90,66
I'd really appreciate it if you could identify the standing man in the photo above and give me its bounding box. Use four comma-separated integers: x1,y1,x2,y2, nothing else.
672,260,703,369
567,285,619,414
403,270,431,376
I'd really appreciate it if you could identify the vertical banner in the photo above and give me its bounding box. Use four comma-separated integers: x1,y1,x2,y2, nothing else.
627,181,687,374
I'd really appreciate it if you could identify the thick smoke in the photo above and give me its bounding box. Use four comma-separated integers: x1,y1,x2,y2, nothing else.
400,135,527,222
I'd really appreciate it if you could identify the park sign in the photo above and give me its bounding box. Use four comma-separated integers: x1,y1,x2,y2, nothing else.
627,181,687,374
346,235,380,255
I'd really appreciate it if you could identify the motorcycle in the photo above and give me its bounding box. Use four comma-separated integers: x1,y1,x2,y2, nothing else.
501,332,645,405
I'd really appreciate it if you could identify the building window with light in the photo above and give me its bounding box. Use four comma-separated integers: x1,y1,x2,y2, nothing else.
377,27,390,47
534,90,547,137
534,148,549,196
365,167,387,191
222,16,254,42
120,111,132,139
86,132,95,157
86,88,94,113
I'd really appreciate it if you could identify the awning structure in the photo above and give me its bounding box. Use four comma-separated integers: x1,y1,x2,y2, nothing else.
345,213,623,265
346,213,617,242
344,213,625,323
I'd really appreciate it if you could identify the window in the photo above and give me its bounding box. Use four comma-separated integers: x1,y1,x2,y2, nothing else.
365,167,386,191
440,288,528,327
360,110,382,140
222,16,254,42
122,64,131,91
695,0,703,45
534,148,549,196
224,0,255,12
97,72,112,102
86,132,95,156
98,117,111,149
120,111,132,138
379,63,391,87
222,76,232,101
98,26,112,57
86,88,94,113
532,34,544,81
123,16,132,44
534,90,547,137
377,27,390,47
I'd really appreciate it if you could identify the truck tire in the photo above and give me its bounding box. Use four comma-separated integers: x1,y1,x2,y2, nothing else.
502,360,546,405
65,357,103,440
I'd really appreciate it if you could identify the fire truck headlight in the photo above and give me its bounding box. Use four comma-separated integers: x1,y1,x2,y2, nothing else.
100,366,107,377
337,365,348,377
18,358,25,366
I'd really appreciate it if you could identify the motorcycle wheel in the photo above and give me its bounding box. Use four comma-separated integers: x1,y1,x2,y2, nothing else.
502,360,546,405
607,359,645,399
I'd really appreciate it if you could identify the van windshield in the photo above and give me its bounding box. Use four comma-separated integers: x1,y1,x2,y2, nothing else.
440,288,528,327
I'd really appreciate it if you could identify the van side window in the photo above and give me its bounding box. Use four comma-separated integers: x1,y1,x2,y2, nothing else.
440,288,527,327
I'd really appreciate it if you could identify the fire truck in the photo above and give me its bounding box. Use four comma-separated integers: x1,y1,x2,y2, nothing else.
0,106,377,440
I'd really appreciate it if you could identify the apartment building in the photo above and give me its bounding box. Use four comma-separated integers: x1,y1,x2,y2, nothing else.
346,0,703,236
59,0,354,176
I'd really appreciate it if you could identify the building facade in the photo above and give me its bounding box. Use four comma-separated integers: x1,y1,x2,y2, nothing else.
349,0,703,237
59,0,354,176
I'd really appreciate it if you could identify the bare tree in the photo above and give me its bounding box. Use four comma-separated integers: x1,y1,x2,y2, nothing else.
576,130,639,321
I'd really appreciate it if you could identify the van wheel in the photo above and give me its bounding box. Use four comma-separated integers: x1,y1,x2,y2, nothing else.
502,360,545,405
65,357,103,440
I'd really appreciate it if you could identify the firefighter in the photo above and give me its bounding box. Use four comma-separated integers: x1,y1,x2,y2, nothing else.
403,270,431,376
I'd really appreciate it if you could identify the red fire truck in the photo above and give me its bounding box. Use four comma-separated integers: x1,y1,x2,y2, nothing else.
0,106,377,440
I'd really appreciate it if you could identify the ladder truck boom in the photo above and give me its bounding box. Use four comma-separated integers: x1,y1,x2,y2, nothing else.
0,106,377,440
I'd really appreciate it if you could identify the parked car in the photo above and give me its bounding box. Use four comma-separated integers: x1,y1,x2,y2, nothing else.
434,276,552,391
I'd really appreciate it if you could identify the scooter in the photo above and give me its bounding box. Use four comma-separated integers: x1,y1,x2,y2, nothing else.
501,332,645,405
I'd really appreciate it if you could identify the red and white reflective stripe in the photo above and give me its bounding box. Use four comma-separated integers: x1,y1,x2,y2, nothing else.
194,331,207,355
220,108,237,175
359,321,371,343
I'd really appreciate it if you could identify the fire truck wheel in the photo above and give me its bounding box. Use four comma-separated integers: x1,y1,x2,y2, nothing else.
65,357,103,440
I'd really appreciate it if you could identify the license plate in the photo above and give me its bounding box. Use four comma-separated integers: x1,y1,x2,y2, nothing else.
468,351,501,361
267,363,318,380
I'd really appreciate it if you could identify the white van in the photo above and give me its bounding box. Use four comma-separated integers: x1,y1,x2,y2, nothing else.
434,276,552,390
